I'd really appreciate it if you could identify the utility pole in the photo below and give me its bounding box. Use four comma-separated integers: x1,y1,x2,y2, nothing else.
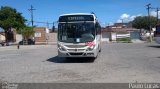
52,21,57,32
146,3,152,42
47,21,49,28
27,5,36,45
156,8,160,23
151,7,160,24
28,5,36,28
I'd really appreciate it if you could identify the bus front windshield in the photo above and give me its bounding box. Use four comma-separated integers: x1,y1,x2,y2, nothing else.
58,23,95,43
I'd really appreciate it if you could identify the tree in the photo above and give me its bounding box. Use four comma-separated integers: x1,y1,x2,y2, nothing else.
21,26,35,41
132,16,157,30
131,16,157,41
0,6,26,44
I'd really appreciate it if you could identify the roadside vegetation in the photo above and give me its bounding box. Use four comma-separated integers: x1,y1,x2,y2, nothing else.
117,38,131,43
131,16,158,42
0,6,34,45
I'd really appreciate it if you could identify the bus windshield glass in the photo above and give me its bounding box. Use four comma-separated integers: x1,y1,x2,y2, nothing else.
58,23,95,43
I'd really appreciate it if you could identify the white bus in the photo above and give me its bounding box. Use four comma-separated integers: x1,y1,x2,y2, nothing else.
154,24,160,44
57,13,101,58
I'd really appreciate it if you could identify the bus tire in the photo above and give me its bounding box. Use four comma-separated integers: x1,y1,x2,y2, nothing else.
1,43,4,46
98,44,101,52
94,51,99,60
99,48,101,52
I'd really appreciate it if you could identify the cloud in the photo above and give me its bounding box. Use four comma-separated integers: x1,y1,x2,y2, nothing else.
120,13,130,19
117,13,142,23
151,11,156,17
130,16,136,21
117,19,123,23
150,11,160,18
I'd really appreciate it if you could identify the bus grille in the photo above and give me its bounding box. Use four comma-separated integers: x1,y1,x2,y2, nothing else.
69,53,83,56
67,49,85,52
65,45,86,48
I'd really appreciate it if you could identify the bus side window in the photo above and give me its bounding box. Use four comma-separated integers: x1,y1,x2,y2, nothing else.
95,23,98,35
95,22,101,35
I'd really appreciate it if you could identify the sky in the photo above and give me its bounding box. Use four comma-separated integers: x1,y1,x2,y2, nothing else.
0,0,160,28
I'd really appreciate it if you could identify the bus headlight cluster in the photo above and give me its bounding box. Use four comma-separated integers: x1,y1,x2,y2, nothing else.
58,44,66,51
87,45,95,51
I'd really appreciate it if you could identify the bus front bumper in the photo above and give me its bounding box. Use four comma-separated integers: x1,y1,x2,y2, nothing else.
58,49,97,58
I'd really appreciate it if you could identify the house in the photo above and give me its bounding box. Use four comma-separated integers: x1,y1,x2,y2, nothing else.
102,23,140,42
33,27,52,45
0,27,5,41
33,27,57,45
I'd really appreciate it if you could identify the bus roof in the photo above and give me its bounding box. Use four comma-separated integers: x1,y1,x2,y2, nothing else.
58,13,97,22
59,13,95,17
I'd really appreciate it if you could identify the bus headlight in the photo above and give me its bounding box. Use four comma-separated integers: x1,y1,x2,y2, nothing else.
85,41,95,51
58,44,66,51
87,45,95,51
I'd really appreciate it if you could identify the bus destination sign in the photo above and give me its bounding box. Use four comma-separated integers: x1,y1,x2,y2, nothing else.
59,15,94,22
68,16,85,21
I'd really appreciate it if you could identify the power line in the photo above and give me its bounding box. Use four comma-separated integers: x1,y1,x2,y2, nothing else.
34,21,57,28
26,21,58,29
34,21,53,24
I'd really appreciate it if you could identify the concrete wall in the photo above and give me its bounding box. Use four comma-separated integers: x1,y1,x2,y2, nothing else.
27,30,141,44
0,33,5,41
111,32,117,42
46,33,57,44
130,31,140,39
16,34,22,43
34,27,47,45
101,32,110,42
47,32,111,44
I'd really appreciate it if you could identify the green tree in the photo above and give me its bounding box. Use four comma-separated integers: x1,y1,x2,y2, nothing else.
21,26,35,41
132,16,157,30
131,16,157,42
0,6,26,44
